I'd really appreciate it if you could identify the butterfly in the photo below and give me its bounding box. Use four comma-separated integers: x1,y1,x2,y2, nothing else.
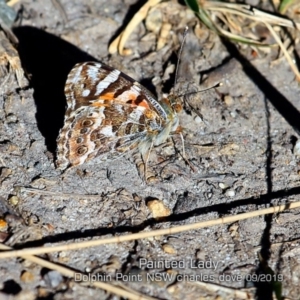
56,61,184,181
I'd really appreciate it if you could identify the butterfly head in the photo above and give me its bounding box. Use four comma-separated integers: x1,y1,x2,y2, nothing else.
161,94,182,115
170,94,183,114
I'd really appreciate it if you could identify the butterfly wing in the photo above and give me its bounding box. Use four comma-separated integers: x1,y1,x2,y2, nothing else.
56,62,167,170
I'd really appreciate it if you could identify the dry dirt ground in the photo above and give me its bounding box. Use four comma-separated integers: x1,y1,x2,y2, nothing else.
0,0,300,299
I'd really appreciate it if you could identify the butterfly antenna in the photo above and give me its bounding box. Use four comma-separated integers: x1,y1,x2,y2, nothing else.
173,26,189,94
178,82,223,98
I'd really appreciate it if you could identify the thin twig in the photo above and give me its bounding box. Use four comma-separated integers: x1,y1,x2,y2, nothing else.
109,0,162,55
0,201,299,258
264,22,300,81
0,243,156,300
16,187,102,199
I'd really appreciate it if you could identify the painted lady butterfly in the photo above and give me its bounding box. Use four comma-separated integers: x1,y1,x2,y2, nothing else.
56,62,183,180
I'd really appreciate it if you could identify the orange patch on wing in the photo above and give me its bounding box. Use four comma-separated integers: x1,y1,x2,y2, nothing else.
91,102,109,107
124,93,148,107
99,92,115,100
136,99,150,109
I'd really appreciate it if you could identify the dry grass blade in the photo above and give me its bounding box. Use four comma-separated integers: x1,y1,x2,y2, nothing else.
204,2,300,30
16,186,103,199
7,0,19,6
264,21,300,81
201,1,300,45
0,243,157,300
188,1,300,81
0,31,25,88
108,0,162,55
0,201,300,258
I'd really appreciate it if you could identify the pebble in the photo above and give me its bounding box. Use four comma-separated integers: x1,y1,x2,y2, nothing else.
194,116,203,124
20,271,35,283
162,244,176,254
294,140,300,157
43,270,63,288
226,190,235,197
147,199,171,218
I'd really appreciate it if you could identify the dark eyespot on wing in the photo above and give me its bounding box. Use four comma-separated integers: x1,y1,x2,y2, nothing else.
81,119,94,127
76,145,88,155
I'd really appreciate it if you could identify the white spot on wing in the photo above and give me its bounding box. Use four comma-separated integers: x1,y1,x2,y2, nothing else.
87,63,102,84
71,65,83,84
96,69,120,95
82,89,90,97
100,125,114,136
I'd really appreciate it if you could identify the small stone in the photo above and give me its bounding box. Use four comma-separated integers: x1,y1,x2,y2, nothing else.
43,270,63,288
8,195,19,206
294,140,300,157
230,111,237,118
20,271,34,283
166,284,175,293
226,190,235,197
162,244,176,254
224,95,234,106
0,219,7,230
147,200,171,218
194,115,203,124
219,183,229,190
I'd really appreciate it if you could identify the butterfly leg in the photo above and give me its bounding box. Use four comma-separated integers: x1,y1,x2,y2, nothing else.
144,141,155,181
179,132,195,172
171,127,196,172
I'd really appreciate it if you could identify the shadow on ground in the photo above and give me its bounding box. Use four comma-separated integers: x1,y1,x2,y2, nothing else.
13,26,98,153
